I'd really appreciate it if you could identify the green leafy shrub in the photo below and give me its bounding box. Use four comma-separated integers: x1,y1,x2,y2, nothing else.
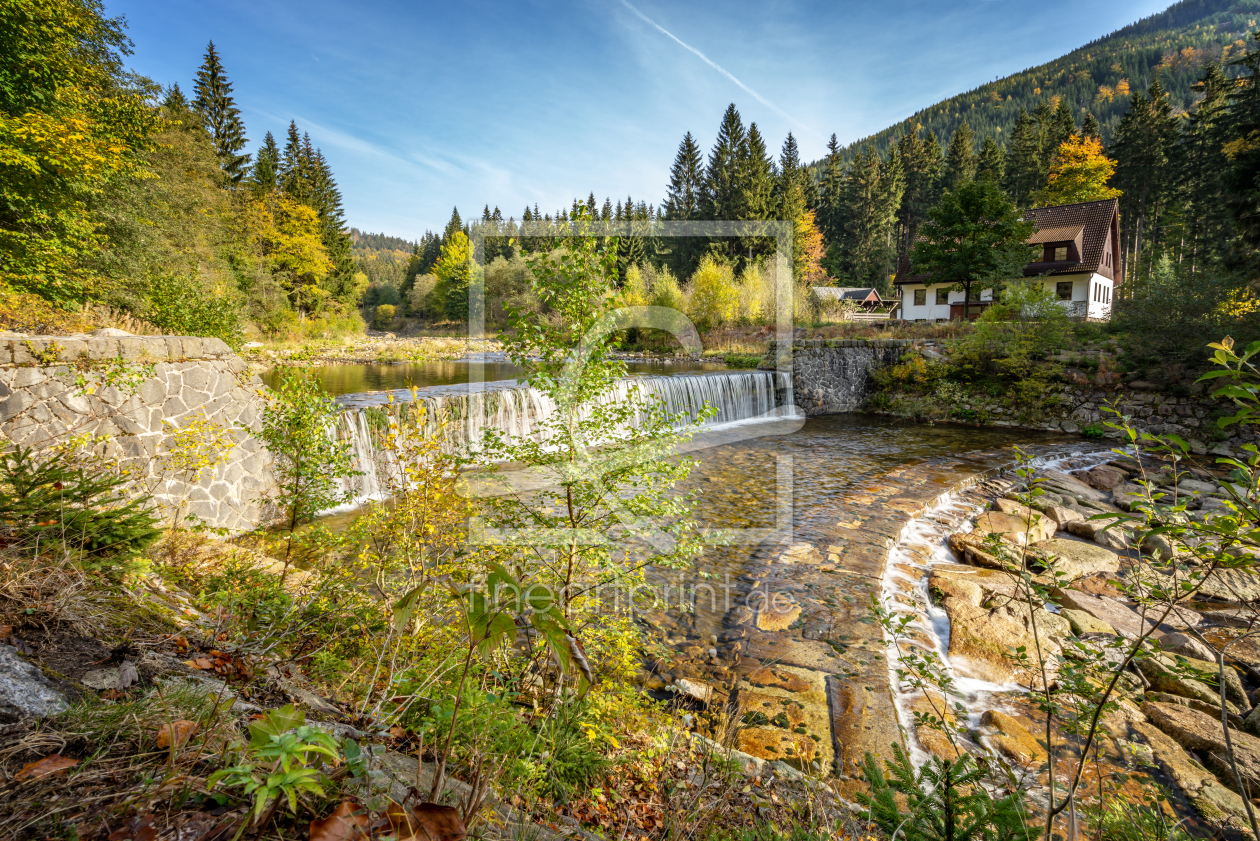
0,445,162,566
373,303,397,329
143,273,245,349
1082,423,1106,438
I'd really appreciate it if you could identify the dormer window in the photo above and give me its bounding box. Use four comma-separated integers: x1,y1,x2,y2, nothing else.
1053,246,1068,261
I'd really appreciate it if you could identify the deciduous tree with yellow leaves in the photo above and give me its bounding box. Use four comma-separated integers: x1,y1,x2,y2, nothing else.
0,0,161,303
1034,134,1122,207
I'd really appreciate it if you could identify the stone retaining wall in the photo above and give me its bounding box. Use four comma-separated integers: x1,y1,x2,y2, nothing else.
762,338,914,416
0,333,275,533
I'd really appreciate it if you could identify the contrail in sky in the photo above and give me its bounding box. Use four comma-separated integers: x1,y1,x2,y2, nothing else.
615,0,814,135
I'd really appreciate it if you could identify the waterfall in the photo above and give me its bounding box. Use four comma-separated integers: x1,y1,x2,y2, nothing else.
331,370,797,504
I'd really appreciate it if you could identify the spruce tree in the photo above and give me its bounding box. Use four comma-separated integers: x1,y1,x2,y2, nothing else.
1047,97,1077,157
249,131,280,193
663,131,707,277
1003,110,1043,206
163,83,188,112
1180,62,1231,271
834,147,904,293
1110,80,1179,280
894,130,942,271
441,207,463,245
1081,112,1102,141
776,131,806,221
191,41,250,186
309,149,356,301
976,136,1005,184
818,134,846,274
280,121,310,202
941,121,977,192
1224,35,1260,258
704,104,748,260
741,123,777,262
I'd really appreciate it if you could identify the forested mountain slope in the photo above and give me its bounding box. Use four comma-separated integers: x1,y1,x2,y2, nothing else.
812,0,1258,169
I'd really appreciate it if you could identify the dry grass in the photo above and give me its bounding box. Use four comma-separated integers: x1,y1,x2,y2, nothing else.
0,550,110,635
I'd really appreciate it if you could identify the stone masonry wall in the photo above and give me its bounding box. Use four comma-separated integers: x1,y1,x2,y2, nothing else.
763,338,914,416
0,332,275,533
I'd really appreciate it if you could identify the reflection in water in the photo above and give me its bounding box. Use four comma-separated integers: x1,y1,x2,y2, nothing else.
261,357,728,397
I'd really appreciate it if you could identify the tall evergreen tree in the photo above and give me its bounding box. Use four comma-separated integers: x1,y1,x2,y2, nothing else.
834,147,905,293
1224,34,1260,259
1004,110,1043,206
1081,112,1102,141
663,131,707,277
1179,62,1232,271
280,121,310,202
163,83,188,112
894,130,942,271
191,41,250,186
249,131,280,193
1110,80,1179,280
704,104,748,260
776,131,806,221
1047,97,1077,158
664,132,705,220
741,122,778,262
976,136,1005,184
941,121,978,192
442,207,463,245
818,134,846,270
309,148,356,301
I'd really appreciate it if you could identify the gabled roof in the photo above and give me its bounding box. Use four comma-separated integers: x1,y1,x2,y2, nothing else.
894,198,1121,286
1022,199,1119,278
812,286,882,301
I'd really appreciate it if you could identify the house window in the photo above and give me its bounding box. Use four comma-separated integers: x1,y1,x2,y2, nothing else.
934,288,949,306
1056,281,1073,300
1054,246,1068,261
913,288,926,306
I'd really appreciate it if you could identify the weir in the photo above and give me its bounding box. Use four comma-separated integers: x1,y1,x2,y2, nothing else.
333,370,797,501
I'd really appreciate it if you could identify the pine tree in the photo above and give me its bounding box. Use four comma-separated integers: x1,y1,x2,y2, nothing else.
941,121,978,192
894,129,942,272
1081,112,1102,141
740,122,778,262
663,131,706,277
442,207,463,245
191,41,250,186
1047,97,1077,157
1004,110,1043,206
976,136,1005,184
1224,34,1260,259
163,83,188,112
818,134,846,273
704,103,748,257
1110,80,1179,280
776,131,806,221
309,148,356,301
833,147,904,293
280,121,310,203
1180,61,1231,271
249,131,280,193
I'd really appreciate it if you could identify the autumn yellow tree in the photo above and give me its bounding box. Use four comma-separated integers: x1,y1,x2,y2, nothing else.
796,209,828,285
241,191,331,312
1034,134,1123,207
0,0,161,303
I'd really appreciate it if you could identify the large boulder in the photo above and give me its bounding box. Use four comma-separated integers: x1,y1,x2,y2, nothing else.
1028,538,1121,580
1142,701,1260,795
1082,465,1129,491
947,530,1008,570
0,644,68,722
1135,658,1239,713
974,509,1055,546
978,709,1046,767
1131,720,1252,830
1054,590,1153,640
929,564,1070,686
1041,470,1108,501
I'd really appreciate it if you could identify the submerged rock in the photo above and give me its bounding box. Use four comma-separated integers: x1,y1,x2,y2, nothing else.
0,644,68,722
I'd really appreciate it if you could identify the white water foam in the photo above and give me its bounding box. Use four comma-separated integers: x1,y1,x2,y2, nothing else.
331,370,800,507
878,446,1125,765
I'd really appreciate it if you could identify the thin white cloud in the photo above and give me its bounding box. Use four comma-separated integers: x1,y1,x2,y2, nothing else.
614,0,815,136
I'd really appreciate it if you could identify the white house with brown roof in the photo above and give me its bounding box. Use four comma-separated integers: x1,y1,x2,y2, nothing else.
893,199,1122,322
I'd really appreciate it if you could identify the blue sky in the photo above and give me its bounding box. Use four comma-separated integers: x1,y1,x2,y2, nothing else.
107,0,1171,241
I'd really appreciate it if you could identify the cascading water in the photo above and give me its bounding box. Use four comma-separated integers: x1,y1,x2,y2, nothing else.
878,446,1121,765
332,370,797,504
